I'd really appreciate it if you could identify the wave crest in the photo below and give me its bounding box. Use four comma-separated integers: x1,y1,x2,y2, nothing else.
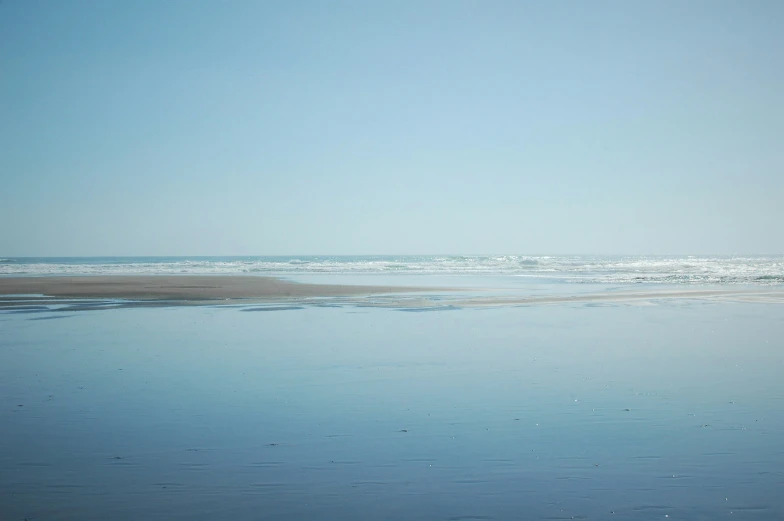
1,255,782,285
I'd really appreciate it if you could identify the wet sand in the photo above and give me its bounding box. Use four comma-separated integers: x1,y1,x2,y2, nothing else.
1,276,784,308
0,275,442,300
3,300,783,520
452,288,784,306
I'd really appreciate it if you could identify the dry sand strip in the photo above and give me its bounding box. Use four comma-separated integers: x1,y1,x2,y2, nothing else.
0,275,447,301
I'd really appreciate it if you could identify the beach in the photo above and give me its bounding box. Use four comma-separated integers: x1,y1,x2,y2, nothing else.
2,274,783,308
0,275,444,301
2,296,783,520
2,258,783,520
4,0,782,517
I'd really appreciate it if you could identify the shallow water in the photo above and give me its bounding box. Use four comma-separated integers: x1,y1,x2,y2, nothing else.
1,301,783,520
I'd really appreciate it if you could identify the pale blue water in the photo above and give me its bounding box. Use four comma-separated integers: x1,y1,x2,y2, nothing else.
1,299,783,520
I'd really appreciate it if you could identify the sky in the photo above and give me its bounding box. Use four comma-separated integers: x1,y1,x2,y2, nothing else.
1,0,782,256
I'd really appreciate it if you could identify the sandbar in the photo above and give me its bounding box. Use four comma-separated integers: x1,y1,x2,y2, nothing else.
0,275,440,301
1,276,782,308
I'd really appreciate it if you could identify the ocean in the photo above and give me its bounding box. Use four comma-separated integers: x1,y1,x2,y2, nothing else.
1,256,783,520
2,254,783,285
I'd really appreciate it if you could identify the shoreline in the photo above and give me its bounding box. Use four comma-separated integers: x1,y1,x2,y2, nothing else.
1,275,783,308
0,275,445,301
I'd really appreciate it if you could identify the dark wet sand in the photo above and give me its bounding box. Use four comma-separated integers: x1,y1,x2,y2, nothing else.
3,298,783,520
1,276,783,307
0,275,441,300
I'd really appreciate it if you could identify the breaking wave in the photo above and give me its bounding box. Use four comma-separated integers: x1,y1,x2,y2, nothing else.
0,255,782,285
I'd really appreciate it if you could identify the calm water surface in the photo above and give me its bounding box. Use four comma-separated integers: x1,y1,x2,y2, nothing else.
1,301,783,520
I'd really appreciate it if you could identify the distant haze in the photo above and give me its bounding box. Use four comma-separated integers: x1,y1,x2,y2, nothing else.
1,1,782,256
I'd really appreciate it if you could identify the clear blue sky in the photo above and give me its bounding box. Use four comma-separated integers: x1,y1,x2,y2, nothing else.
1,0,782,255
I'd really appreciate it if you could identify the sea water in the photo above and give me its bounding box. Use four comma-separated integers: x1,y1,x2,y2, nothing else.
1,296,782,520
2,255,783,285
